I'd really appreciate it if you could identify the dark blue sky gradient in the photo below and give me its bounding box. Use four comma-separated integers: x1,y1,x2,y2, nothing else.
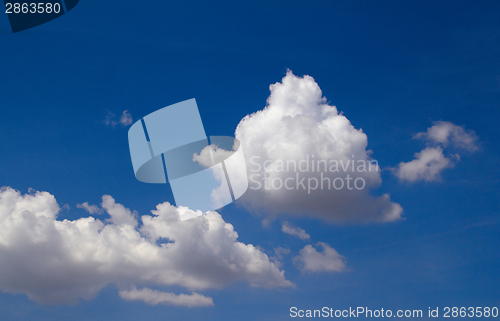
0,1,499,320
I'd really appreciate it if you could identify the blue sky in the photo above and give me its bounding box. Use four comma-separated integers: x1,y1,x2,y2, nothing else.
0,1,499,320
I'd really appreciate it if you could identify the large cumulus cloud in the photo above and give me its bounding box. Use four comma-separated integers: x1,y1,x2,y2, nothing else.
0,187,292,305
234,71,402,223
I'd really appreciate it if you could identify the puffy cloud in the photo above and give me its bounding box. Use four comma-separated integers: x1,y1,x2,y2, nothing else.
294,242,346,273
414,121,479,151
395,122,478,182
76,202,102,214
119,287,213,307
0,187,292,305
120,110,133,126
234,71,402,224
395,147,452,182
281,222,310,240
101,195,138,227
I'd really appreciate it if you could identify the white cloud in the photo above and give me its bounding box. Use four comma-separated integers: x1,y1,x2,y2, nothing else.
395,121,478,182
119,287,213,307
294,242,346,273
101,195,138,227
395,147,452,182
104,110,133,127
120,110,133,126
233,70,402,224
0,187,292,305
414,121,479,151
193,144,234,169
281,222,310,240
76,202,102,214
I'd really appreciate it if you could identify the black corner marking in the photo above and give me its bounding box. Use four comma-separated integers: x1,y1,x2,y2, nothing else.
63,0,77,12
4,0,79,33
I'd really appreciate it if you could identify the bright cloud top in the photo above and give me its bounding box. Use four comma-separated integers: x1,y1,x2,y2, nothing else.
396,121,478,182
234,70,402,223
294,242,346,273
0,187,292,306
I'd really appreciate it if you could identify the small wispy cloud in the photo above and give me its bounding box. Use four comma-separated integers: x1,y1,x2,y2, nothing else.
119,110,133,126
119,287,214,307
294,242,346,273
104,110,133,127
270,246,291,268
76,202,103,214
281,222,310,240
104,111,118,127
469,216,500,228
